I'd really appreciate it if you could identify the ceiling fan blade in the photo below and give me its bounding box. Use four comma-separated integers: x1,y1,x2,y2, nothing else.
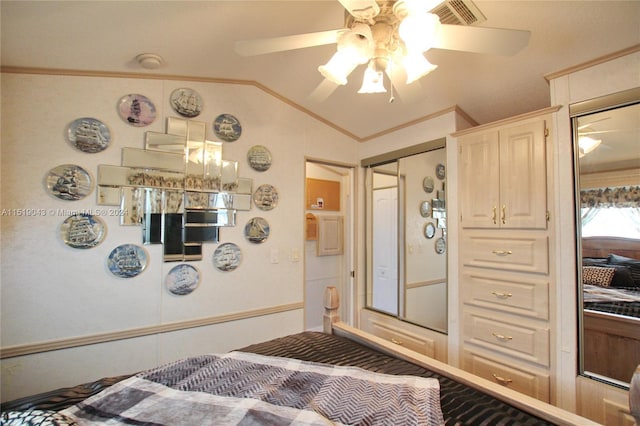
434,25,531,56
578,117,611,130
308,78,340,103
337,0,380,20
235,29,342,56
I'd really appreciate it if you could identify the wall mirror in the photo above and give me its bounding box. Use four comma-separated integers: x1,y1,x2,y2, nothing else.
364,138,447,333
571,88,640,387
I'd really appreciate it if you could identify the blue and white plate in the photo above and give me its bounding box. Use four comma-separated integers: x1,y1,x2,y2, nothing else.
67,117,111,153
244,217,270,243
45,164,93,201
118,94,156,127
166,264,200,295
107,244,147,278
213,113,241,142
213,242,242,272
60,213,106,249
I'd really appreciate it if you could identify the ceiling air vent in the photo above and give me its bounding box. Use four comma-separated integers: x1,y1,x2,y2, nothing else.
430,0,486,26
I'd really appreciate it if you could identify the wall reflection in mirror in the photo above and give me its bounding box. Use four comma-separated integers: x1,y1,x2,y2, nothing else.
572,89,640,386
365,139,447,333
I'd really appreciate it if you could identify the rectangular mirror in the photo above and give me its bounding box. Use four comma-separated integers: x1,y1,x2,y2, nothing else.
363,138,448,332
571,88,640,386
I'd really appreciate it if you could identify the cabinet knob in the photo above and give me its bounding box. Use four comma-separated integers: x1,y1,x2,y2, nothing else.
492,332,513,341
492,373,513,385
492,250,513,256
491,291,513,299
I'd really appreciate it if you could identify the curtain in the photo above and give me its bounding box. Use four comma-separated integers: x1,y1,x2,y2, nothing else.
580,185,640,208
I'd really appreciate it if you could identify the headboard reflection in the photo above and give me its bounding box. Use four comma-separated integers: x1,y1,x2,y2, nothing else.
582,236,640,260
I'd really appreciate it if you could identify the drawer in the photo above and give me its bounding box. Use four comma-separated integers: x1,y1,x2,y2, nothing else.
370,321,435,357
463,349,550,402
463,312,549,366
461,234,548,274
461,270,549,319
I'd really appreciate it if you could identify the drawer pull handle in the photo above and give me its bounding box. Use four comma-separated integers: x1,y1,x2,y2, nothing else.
492,374,513,385
492,332,513,341
501,205,506,225
492,250,513,256
492,206,497,225
491,291,513,299
390,338,404,346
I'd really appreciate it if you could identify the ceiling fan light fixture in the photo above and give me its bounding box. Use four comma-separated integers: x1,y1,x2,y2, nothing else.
398,12,441,53
578,136,602,157
318,24,374,85
358,61,387,93
403,53,438,84
318,51,359,85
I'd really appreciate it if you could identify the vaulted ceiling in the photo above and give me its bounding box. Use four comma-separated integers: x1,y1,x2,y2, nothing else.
1,1,639,141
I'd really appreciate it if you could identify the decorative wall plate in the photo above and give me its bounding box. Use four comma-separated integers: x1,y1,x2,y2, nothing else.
244,217,270,243
213,242,242,272
117,94,156,126
424,222,436,239
422,176,434,193
253,184,278,211
67,117,111,153
420,201,430,218
170,88,203,118
436,163,446,180
107,244,148,278
247,145,272,171
435,237,446,254
166,264,200,295
45,164,93,201
213,113,241,142
60,213,106,249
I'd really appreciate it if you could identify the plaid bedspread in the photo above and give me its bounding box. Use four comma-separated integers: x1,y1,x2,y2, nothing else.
583,284,640,318
61,351,444,425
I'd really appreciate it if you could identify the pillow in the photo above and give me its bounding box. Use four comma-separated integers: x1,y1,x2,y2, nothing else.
582,257,609,266
608,253,640,286
582,266,616,287
0,410,77,425
609,265,636,287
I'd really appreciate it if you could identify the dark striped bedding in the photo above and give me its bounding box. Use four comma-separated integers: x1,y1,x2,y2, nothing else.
1,331,552,425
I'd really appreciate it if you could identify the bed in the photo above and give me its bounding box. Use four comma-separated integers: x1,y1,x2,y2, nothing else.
581,236,640,383
1,288,605,425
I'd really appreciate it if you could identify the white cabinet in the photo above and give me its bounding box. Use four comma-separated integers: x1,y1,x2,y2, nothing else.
455,108,556,404
459,119,548,229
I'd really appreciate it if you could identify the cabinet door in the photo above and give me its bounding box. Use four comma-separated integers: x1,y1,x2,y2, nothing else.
459,131,500,228
499,120,548,229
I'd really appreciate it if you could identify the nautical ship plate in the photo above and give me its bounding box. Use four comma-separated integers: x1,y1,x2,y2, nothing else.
60,213,106,249
213,242,242,272
422,176,434,193
170,88,203,118
117,94,156,127
107,244,148,278
420,201,430,218
166,264,200,295
67,117,111,153
253,184,278,211
435,237,446,254
45,164,93,201
436,163,446,180
213,113,241,142
247,145,272,172
244,217,270,243
424,222,436,239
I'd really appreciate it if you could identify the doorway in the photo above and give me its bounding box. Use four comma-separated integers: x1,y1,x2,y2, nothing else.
304,160,356,330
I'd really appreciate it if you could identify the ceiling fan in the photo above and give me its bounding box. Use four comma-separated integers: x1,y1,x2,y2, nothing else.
235,0,531,102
